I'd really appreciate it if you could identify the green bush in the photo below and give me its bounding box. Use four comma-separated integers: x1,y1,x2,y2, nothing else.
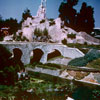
62,38,67,45
0,44,12,69
67,43,100,50
40,19,45,24
49,20,55,26
0,36,4,41
44,63,61,69
34,28,42,37
0,45,18,85
68,49,100,67
79,48,89,54
67,33,76,39
86,58,100,69
43,27,48,36
48,18,54,21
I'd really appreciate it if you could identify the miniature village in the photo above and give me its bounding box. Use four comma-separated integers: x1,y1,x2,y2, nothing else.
0,0,100,100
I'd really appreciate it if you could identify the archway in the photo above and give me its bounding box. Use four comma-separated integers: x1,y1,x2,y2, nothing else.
12,48,23,60
30,48,44,64
9,48,24,71
47,49,61,61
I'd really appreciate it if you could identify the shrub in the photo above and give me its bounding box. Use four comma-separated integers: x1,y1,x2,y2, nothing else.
68,57,87,67
67,33,76,39
0,44,12,69
68,49,100,67
21,36,29,41
43,27,48,36
25,25,29,27
86,58,100,69
48,18,54,21
34,28,42,37
0,45,18,85
84,42,88,45
79,48,89,54
49,20,55,26
0,36,4,41
62,38,67,45
44,63,61,69
40,19,45,24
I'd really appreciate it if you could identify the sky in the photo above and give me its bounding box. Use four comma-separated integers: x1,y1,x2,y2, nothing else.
0,0,100,28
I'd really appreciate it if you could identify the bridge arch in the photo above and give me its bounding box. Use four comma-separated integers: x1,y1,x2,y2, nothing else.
30,48,44,64
12,48,23,59
47,49,62,61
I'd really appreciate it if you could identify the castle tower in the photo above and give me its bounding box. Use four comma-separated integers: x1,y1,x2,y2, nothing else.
37,0,47,19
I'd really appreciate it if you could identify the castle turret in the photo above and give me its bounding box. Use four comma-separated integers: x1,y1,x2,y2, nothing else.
37,0,47,19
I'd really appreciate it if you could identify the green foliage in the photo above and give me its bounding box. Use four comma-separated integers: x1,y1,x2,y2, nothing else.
13,32,29,41
92,89,100,99
67,33,76,39
76,2,95,34
68,49,100,67
72,87,93,100
0,17,20,36
78,48,89,54
26,62,61,70
62,38,67,45
43,27,48,36
49,20,55,26
34,28,49,37
40,19,45,24
4,18,19,34
0,36,4,41
0,44,24,85
22,8,32,21
34,28,42,37
86,58,100,69
84,41,88,45
44,63,61,69
59,0,94,34
68,57,87,67
0,44,12,70
67,43,100,50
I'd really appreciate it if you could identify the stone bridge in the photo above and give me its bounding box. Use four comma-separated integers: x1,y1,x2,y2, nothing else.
0,42,84,65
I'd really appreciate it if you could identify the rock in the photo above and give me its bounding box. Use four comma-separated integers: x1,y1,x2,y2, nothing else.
3,35,13,41
81,73,97,83
15,0,100,45
59,70,69,78
68,71,88,80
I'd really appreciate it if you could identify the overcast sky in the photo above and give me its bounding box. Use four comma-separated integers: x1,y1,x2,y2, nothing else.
0,0,100,28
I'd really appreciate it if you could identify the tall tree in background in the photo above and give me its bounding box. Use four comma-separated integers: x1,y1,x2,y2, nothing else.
22,8,32,21
4,18,19,35
59,0,78,29
0,15,4,28
76,2,95,34
59,0,95,34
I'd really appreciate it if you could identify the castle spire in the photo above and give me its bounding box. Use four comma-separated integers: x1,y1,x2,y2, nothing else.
37,0,47,19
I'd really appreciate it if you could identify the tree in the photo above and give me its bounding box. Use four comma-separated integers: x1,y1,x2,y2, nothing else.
22,8,32,21
0,15,4,28
59,0,95,34
43,27,48,36
4,18,19,35
76,2,95,34
59,0,78,29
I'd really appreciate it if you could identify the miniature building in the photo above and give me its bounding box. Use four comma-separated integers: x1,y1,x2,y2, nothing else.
37,0,47,19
